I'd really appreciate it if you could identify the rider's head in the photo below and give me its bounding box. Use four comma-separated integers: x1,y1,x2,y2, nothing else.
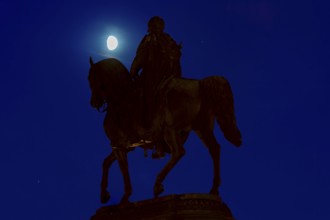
148,16,165,34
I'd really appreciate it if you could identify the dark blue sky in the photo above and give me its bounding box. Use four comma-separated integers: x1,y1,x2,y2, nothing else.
1,0,329,219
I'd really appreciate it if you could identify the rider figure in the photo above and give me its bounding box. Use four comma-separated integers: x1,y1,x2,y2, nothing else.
130,16,182,80
130,16,182,158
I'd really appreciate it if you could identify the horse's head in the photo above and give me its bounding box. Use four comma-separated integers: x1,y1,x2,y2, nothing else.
88,57,108,111
88,57,131,111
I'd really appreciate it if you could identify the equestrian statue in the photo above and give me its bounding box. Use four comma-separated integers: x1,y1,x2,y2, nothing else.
88,16,242,205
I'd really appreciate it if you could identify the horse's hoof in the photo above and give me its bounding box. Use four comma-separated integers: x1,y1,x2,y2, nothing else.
154,183,164,197
119,196,130,206
100,191,110,204
209,188,219,196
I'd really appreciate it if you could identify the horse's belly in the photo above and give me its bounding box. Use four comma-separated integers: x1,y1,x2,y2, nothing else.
164,81,201,128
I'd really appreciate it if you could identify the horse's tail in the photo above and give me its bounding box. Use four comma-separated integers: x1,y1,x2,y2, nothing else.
200,76,242,147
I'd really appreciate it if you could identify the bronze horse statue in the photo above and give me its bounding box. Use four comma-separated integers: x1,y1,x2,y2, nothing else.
88,57,242,205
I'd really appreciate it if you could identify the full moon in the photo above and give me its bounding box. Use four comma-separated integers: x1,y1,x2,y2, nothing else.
107,35,118,51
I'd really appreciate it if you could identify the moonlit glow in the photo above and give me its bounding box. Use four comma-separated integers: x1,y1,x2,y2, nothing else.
107,35,118,51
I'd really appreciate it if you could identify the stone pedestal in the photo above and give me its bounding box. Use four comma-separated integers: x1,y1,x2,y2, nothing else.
91,194,235,220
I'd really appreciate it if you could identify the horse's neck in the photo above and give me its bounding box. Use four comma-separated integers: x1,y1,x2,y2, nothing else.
107,86,136,111
106,86,143,138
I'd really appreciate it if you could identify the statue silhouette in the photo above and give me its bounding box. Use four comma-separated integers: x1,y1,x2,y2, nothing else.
88,54,242,205
130,17,182,158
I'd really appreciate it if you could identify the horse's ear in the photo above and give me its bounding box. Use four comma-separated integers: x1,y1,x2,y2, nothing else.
89,56,94,66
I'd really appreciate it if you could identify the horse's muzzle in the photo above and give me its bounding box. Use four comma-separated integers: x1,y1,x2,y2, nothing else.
90,95,104,110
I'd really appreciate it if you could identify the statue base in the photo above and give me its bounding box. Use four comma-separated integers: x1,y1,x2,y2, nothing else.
90,194,235,220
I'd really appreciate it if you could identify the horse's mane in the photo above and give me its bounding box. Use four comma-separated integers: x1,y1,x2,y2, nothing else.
90,58,132,94
98,58,131,84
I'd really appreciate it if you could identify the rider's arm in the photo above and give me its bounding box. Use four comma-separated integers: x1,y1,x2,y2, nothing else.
130,35,150,78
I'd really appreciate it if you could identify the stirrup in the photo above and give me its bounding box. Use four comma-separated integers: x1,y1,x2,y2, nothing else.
130,139,153,148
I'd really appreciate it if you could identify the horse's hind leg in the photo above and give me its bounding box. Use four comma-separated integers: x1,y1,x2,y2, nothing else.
195,130,221,196
153,129,187,197
101,151,116,204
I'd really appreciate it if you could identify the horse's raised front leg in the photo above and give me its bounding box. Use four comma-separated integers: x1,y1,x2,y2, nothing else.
101,151,116,204
154,128,186,197
114,149,132,205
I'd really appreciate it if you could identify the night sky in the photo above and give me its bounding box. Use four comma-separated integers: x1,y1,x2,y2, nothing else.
1,0,329,219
